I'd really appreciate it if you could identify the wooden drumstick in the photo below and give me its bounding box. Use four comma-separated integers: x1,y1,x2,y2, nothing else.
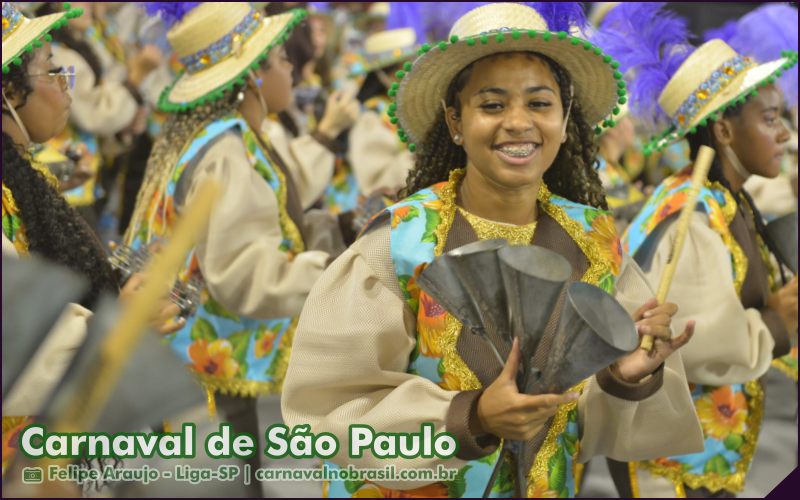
641,146,715,351
53,181,220,434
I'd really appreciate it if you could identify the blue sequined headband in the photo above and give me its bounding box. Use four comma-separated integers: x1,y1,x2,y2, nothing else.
178,8,262,74
671,54,753,129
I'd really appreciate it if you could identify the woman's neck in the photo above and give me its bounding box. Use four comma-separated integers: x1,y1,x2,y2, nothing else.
237,89,267,133
2,114,30,149
458,166,539,226
718,150,746,193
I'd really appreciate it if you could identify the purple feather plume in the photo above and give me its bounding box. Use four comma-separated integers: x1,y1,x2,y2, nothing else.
142,2,201,28
530,2,587,34
705,4,798,108
590,2,693,129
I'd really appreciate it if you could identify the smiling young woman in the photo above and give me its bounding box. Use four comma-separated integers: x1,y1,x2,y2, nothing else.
282,4,705,498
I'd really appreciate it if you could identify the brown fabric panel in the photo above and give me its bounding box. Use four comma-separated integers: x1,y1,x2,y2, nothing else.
729,202,770,310
256,135,309,244
760,307,791,358
595,363,665,401
446,389,501,460
445,205,591,494
606,458,635,498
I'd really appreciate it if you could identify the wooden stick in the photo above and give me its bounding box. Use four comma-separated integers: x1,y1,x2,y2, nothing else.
641,146,715,351
53,181,220,433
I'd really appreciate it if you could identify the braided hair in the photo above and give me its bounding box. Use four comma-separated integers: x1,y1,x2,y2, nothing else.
403,52,607,210
686,100,790,285
1,53,118,307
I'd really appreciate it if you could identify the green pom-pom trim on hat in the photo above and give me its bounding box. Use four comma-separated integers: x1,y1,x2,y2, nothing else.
466,37,476,46
437,41,448,51
408,143,417,152
594,126,603,135
557,31,567,40
582,41,593,51
390,117,398,124
450,35,459,43
593,47,602,55
527,30,537,38
403,61,412,72
617,89,626,97
495,33,505,43
1,3,84,73
542,32,551,41
617,80,626,89
612,106,620,115
480,34,489,44
613,71,623,80
2,66,9,74
421,43,431,53
395,70,406,79
511,30,521,40
157,9,307,113
570,37,580,46
618,97,627,105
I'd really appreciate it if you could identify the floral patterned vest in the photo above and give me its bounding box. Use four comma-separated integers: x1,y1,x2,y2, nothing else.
126,114,304,398
623,167,765,495
325,169,622,498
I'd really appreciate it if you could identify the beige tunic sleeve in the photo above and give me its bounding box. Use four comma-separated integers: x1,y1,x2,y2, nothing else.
282,226,703,487
260,119,334,210
642,213,775,386
3,303,90,416
281,224,471,488
348,111,414,197
182,132,329,320
52,44,137,136
577,255,704,462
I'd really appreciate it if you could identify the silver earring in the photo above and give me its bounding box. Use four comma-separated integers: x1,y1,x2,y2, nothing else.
237,91,245,102
453,133,463,145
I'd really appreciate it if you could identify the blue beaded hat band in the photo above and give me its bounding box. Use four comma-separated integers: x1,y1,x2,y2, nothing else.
348,27,419,78
158,2,306,113
647,39,798,153
2,1,83,73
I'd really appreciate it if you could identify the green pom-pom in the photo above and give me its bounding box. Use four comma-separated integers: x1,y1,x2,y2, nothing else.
603,119,612,127
44,33,53,42
390,117,398,124
767,76,776,84
33,39,43,48
617,89,626,96
613,71,623,80
450,35,459,43
400,135,408,143
467,38,476,46
583,41,593,50
611,60,620,69
388,89,397,97
570,37,580,46
527,30,537,38
618,97,627,105
612,107,620,115
403,62,412,71
25,44,34,53
438,41,447,51
603,55,612,63
388,102,397,113
617,80,626,89
699,118,707,126
689,127,697,134
594,126,603,135
395,70,405,79
495,33,505,43
774,70,783,77
421,43,431,53
12,57,22,66
63,2,71,9
512,30,521,40
749,89,758,97
408,143,417,152
542,32,551,41
557,31,567,40
593,47,602,55
2,66,9,74
480,35,489,44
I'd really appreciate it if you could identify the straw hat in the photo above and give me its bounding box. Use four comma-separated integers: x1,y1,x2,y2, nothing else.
391,3,626,152
349,27,418,78
157,2,306,113
648,39,798,152
2,1,82,73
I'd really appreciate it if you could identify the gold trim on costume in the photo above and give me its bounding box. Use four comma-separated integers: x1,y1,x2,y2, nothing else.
707,181,748,297
260,134,305,254
638,380,764,494
459,208,537,245
194,318,297,398
1,183,29,255
628,461,641,497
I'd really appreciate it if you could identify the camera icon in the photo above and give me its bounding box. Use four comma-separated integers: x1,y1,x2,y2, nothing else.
22,467,43,484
